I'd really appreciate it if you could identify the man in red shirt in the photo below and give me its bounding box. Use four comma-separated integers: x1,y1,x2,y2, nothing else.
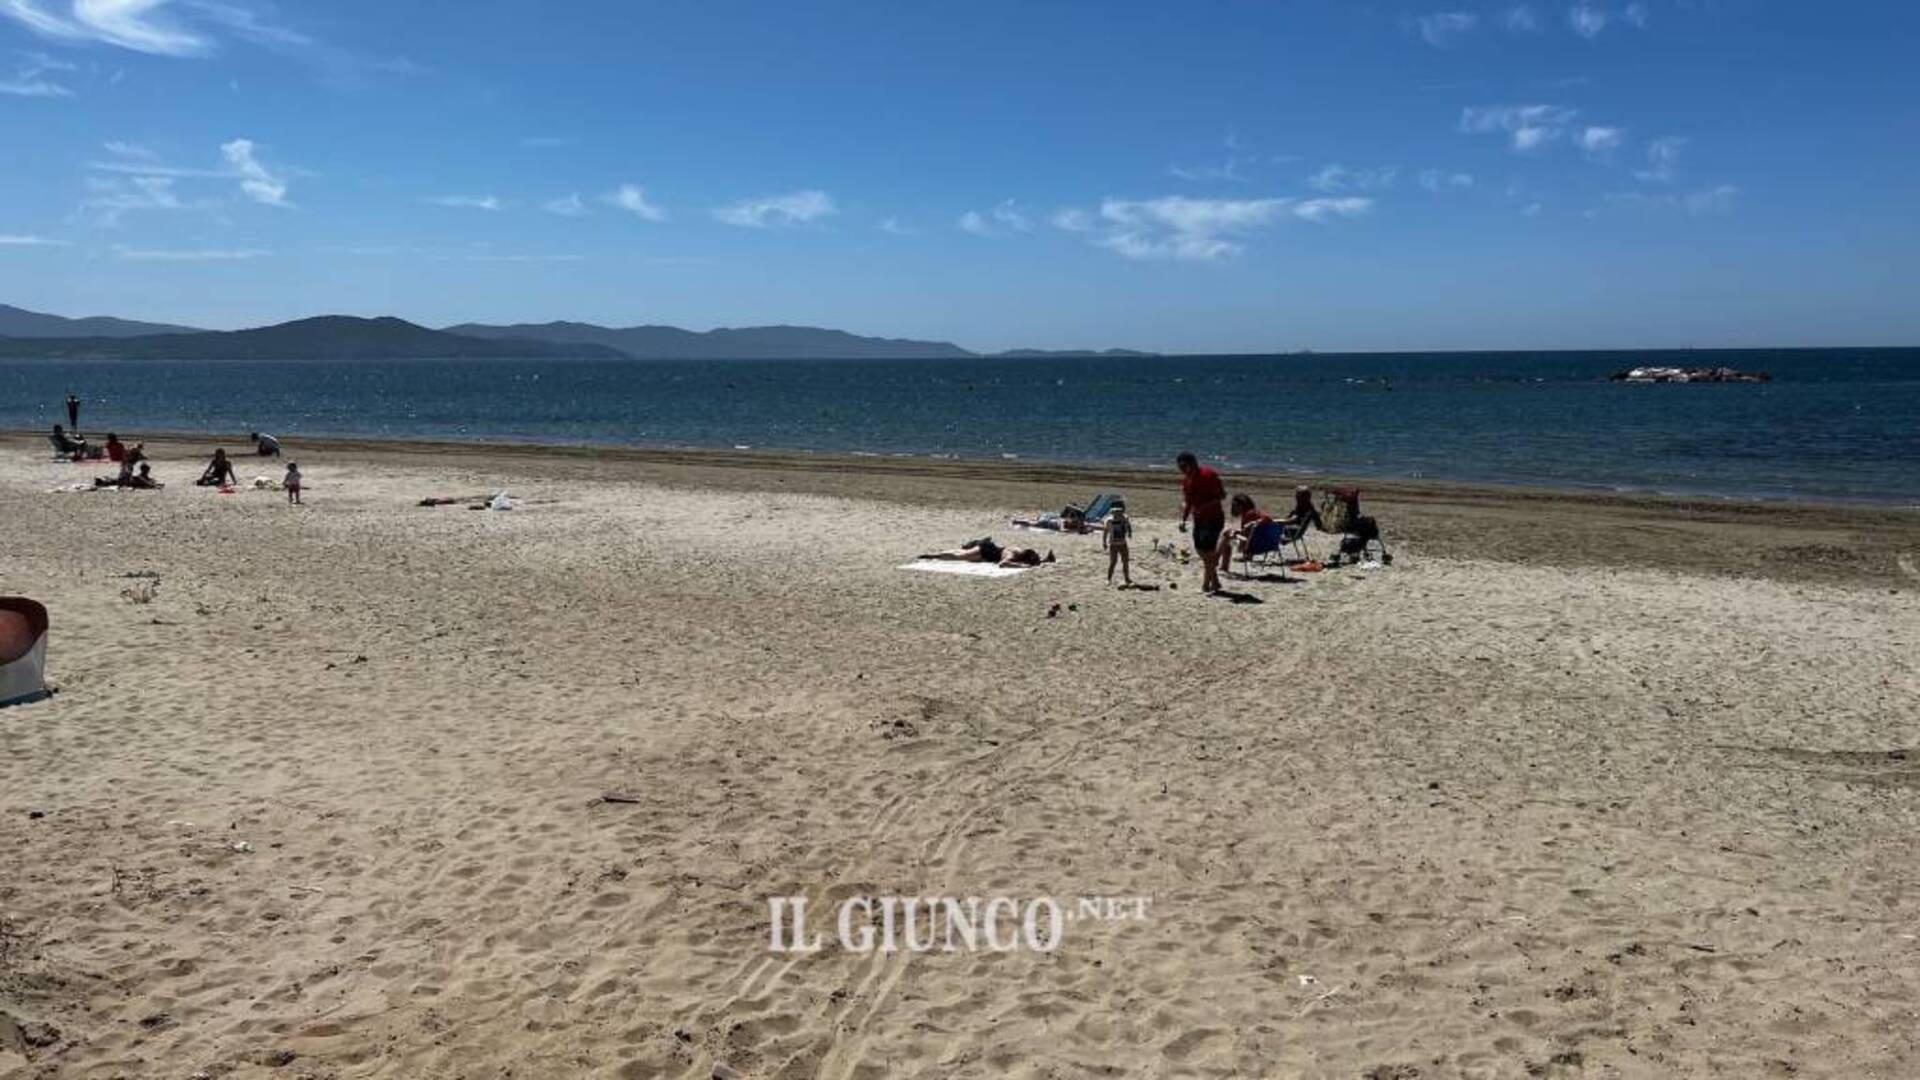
1177,451,1227,593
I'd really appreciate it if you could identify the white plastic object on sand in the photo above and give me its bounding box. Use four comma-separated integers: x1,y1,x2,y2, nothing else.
489,493,515,511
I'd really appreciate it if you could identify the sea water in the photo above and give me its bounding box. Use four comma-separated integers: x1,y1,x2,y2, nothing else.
3,348,1916,503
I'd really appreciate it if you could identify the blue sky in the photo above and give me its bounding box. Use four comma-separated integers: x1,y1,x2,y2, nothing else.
1,0,1916,352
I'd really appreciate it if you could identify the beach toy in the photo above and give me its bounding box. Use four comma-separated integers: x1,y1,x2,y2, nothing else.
0,598,51,709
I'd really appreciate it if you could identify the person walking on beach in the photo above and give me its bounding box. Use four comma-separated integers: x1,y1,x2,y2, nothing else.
1176,451,1227,594
65,392,80,432
1103,498,1134,586
284,462,303,505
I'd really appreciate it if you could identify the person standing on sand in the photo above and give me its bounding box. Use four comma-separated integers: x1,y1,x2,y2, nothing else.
1103,499,1134,586
284,462,303,505
65,392,79,432
1176,451,1227,594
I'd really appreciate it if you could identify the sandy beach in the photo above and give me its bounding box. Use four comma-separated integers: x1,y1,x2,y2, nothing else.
2,432,1918,1079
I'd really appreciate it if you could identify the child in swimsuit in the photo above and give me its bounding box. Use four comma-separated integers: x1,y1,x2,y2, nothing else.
1103,499,1133,586
284,462,303,505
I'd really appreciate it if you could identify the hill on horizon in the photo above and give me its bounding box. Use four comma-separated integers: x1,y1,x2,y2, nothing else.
0,315,624,360
446,320,976,360
0,303,201,339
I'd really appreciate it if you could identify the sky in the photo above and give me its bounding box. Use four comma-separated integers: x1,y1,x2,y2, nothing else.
0,0,1916,353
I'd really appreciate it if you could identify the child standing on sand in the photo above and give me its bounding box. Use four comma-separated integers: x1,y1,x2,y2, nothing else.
284,462,302,505
1103,499,1133,586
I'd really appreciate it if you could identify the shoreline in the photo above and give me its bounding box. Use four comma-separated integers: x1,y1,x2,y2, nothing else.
8,430,1919,589
12,426,1920,512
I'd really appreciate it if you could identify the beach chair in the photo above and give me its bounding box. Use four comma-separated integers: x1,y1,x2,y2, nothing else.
1081,493,1120,524
1236,519,1293,579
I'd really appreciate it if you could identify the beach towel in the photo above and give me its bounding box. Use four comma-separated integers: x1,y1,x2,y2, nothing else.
899,561,1031,578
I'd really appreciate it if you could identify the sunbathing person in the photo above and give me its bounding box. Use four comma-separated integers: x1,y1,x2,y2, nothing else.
918,538,1055,567
1010,506,1090,533
196,448,239,487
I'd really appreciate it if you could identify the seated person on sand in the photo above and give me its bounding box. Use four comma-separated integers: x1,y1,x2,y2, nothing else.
105,433,126,463
918,538,1056,567
1282,485,1324,532
250,431,282,458
95,462,162,489
196,448,240,487
1217,494,1273,564
52,424,87,457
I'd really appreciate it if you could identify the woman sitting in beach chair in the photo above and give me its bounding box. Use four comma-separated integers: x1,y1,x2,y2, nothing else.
919,538,1055,567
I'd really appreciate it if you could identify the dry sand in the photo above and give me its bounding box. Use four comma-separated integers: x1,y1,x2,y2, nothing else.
2,433,1918,1079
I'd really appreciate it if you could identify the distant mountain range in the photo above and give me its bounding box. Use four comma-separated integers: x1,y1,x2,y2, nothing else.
0,315,623,360
0,303,200,339
0,304,1154,360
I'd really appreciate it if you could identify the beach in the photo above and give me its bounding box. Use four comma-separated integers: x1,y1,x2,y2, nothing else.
2,432,1918,1078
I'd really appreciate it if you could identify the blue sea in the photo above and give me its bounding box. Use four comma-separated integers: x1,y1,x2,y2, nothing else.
4,349,1917,504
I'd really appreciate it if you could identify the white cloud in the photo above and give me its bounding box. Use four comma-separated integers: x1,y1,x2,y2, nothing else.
1051,207,1093,232
1,48,74,95
2,0,212,57
75,173,183,224
1521,202,1544,217
1061,194,1371,261
1412,11,1477,47
1308,164,1397,192
877,216,912,235
1418,168,1475,192
1602,184,1738,216
960,199,1034,235
1635,136,1688,182
603,183,666,221
1623,2,1649,27
542,193,587,217
427,194,502,210
713,189,835,228
0,233,69,245
1568,4,1609,38
102,139,154,159
220,137,286,206
451,253,584,263
113,243,268,260
1577,125,1625,158
1461,104,1578,152
1503,5,1541,32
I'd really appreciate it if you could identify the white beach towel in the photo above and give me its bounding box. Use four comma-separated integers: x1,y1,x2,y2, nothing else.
899,561,1030,578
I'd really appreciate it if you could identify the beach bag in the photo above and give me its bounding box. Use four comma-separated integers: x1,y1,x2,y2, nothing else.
1321,487,1361,534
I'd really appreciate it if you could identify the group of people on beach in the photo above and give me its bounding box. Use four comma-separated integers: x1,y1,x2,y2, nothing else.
925,451,1326,593
54,392,299,501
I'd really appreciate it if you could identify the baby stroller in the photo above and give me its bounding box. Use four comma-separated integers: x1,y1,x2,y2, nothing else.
1320,487,1392,565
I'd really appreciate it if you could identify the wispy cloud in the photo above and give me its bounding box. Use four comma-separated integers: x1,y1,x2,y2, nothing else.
713,189,835,228
1567,3,1647,39
102,139,154,159
1602,184,1738,216
1460,103,1578,152
1,48,73,95
0,233,69,245
1577,125,1625,159
427,194,503,210
113,243,269,260
957,199,1034,236
1057,194,1372,261
1308,164,1397,193
542,193,587,217
2,0,211,56
1635,136,1688,182
1410,11,1477,47
220,137,287,206
877,216,912,235
1417,168,1475,192
445,252,585,263
1170,129,1257,182
1503,5,1541,32
603,183,667,221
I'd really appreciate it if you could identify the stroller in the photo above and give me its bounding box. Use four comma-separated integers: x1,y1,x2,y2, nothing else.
1320,487,1392,565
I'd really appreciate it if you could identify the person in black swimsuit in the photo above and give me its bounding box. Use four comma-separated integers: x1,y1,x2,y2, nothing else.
196,448,240,487
917,538,1055,567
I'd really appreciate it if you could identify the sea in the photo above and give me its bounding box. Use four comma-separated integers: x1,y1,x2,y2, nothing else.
3,348,1917,504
